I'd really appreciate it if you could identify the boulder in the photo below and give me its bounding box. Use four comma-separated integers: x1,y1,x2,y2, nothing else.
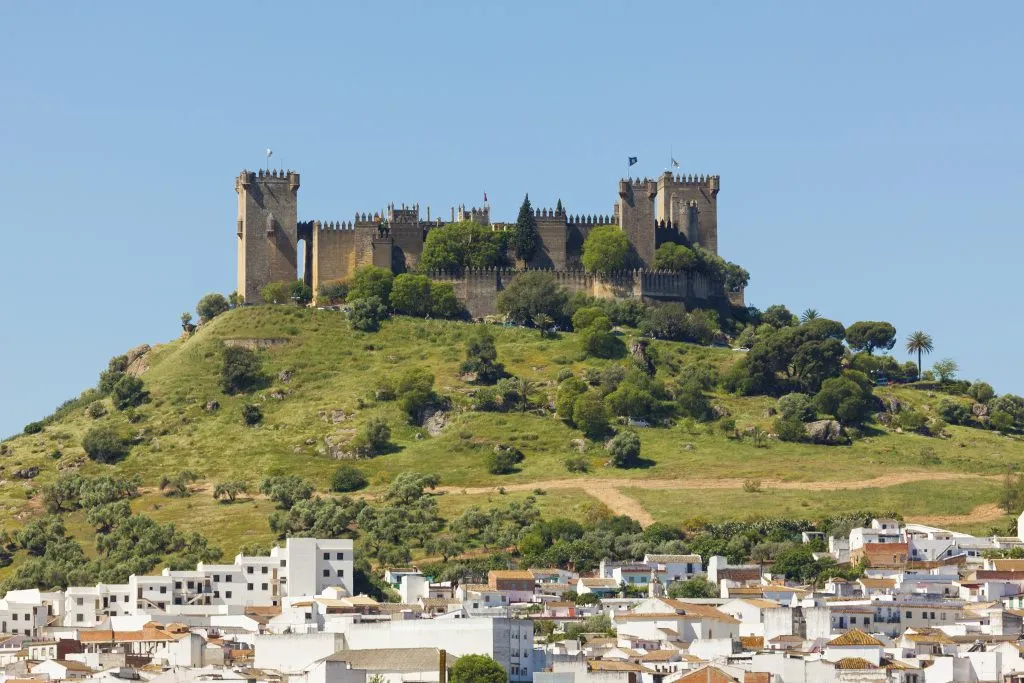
972,402,989,417
884,397,903,414
204,401,220,412
324,430,357,459
125,344,152,377
570,438,587,453
629,339,655,376
763,407,778,418
330,409,348,424
278,369,294,383
423,409,448,436
12,466,39,480
711,405,731,419
874,412,894,426
805,419,843,445
270,391,286,400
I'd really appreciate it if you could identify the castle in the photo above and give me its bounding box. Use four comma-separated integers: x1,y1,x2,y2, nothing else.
235,169,735,317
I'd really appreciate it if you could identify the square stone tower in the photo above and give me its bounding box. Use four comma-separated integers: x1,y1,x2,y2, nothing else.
656,172,720,254
235,170,300,303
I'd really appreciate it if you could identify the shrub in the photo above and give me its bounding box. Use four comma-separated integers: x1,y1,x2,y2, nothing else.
573,392,611,439
969,381,995,403
449,654,507,683
654,242,696,271
259,475,315,510
557,368,574,383
606,430,641,468
675,379,713,421
473,387,501,412
564,455,590,473
572,307,608,332
349,296,390,332
460,328,505,383
290,280,313,306
419,221,507,273
111,375,147,410
927,418,948,437
428,282,465,319
580,327,625,359
487,445,523,474
396,368,436,422
495,272,568,325
331,465,368,493
778,393,815,422
260,281,293,305
639,304,718,345
23,421,44,435
556,378,589,424
347,266,395,304
196,293,230,322
86,401,107,419
82,425,130,464
351,417,391,456
814,372,875,424
894,410,927,432
221,346,264,394
743,479,763,493
318,280,349,305
937,400,971,426
159,469,201,497
774,416,806,442
581,224,630,274
213,480,248,502
242,404,263,426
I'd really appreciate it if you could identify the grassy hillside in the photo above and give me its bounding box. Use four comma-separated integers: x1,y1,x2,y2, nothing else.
2,305,1021,571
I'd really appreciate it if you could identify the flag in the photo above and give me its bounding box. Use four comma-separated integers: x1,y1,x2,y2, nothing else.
266,148,273,158
671,157,679,168
628,156,638,166
484,192,488,203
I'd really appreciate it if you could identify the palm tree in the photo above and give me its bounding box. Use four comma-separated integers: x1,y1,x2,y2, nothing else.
905,330,934,378
800,308,820,323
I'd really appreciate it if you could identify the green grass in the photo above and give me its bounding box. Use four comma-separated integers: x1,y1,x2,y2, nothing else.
2,305,1021,555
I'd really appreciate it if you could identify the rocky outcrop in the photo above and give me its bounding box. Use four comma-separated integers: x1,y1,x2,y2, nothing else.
630,339,655,376
805,419,844,445
223,338,289,350
423,409,448,436
972,402,989,417
125,344,152,377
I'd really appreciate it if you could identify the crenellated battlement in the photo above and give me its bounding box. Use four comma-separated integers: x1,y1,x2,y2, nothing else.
533,207,566,219
310,220,355,232
566,214,615,226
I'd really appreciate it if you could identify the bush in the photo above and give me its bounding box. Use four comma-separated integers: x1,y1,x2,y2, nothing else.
937,400,971,426
814,372,875,424
221,346,264,394
581,224,630,274
260,281,293,305
318,280,349,305
86,401,107,419
743,479,763,493
449,654,507,683
969,381,995,404
556,378,589,424
428,282,465,319
259,475,315,510
349,296,390,332
675,379,713,421
580,327,625,359
639,304,718,345
196,293,230,322
460,328,505,383
606,430,641,468
23,421,44,435
347,266,395,304
778,393,815,422
496,272,568,326
242,404,262,426
654,242,696,271
473,387,501,412
419,221,507,273
572,307,608,332
894,410,927,432
396,367,436,422
573,392,611,439
351,417,391,456
564,455,590,473
111,375,147,410
557,368,574,383
390,274,433,317
82,425,130,464
331,465,368,493
774,416,806,442
487,445,523,475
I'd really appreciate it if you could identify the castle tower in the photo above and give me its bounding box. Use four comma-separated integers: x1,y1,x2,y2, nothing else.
656,171,720,254
618,178,658,267
235,170,300,303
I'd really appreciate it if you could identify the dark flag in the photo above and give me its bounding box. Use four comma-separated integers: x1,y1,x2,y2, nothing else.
628,156,638,166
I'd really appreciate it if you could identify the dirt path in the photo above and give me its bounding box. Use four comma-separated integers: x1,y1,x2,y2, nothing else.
436,472,1001,527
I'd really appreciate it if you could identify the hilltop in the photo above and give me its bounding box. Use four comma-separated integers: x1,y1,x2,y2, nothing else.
2,303,1022,583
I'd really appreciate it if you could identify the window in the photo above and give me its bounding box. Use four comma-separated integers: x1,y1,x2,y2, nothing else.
174,598,182,605
226,575,233,583
906,611,912,618
123,595,128,603
323,552,330,560
336,552,344,560
225,591,233,599
187,581,194,589
304,613,311,620
160,586,167,594
175,582,182,590
247,583,254,591
281,560,287,567
158,602,165,610
262,566,268,574
261,583,268,590
930,612,935,619
76,614,83,622
76,598,83,606
214,575,220,582
214,591,220,598
247,567,254,574
323,569,330,577
12,614,17,621
337,569,344,577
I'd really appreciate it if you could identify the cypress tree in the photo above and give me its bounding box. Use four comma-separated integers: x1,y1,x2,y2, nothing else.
513,193,540,262
555,198,564,214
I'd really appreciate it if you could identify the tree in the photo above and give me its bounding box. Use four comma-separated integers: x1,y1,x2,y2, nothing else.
318,280,349,305
111,375,147,410
260,281,292,305
999,469,1024,514
668,575,718,599
814,372,875,424
351,417,391,456
581,225,630,274
180,312,193,329
606,431,641,468
933,358,959,383
573,392,610,439
289,280,313,306
762,304,796,328
396,367,436,422
511,194,540,262
420,222,506,273
259,476,315,510
556,378,588,424
778,393,816,422
905,330,935,377
654,243,696,271
82,425,130,464
349,296,390,332
800,308,820,323
450,654,507,683
845,321,897,355
228,291,244,308
532,313,555,337
196,293,230,322
159,470,201,497
331,465,368,493
487,445,523,474
969,381,995,404
496,272,568,325
213,480,248,503
428,282,464,319
460,328,505,383
221,346,264,394
390,274,433,317
347,266,395,304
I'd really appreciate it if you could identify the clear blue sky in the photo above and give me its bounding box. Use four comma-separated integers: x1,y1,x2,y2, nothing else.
2,2,1022,438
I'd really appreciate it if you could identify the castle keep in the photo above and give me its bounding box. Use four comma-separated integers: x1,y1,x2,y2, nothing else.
235,169,730,316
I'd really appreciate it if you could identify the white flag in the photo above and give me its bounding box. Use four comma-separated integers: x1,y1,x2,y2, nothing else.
266,148,273,158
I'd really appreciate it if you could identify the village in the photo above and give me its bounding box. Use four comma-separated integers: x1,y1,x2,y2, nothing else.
1,515,1024,683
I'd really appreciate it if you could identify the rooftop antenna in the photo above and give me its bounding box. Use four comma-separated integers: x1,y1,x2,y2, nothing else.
265,148,273,172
